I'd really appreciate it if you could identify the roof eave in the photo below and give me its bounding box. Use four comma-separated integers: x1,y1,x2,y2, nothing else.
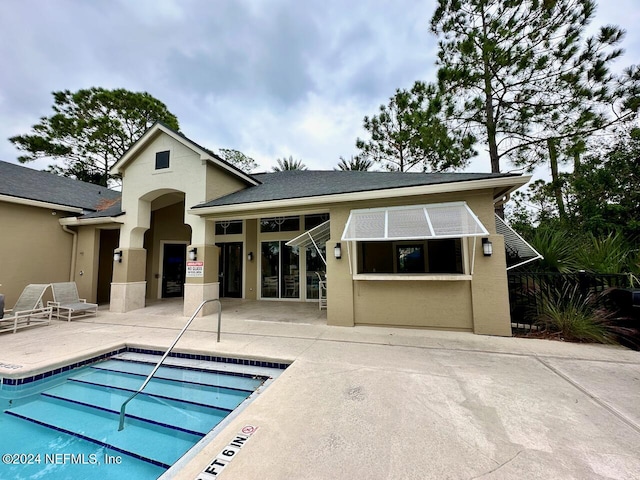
59,216,125,226
110,123,260,186
188,175,531,217
0,193,85,214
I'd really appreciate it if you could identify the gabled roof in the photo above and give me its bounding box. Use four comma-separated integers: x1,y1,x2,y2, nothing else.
110,122,260,187
0,160,120,213
193,170,526,210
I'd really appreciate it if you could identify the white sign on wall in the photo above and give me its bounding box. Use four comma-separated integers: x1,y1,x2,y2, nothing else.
186,261,204,278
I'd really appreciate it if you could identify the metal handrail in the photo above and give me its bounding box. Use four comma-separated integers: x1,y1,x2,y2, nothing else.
118,298,222,431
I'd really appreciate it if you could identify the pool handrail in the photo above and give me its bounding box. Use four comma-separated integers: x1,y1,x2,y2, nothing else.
118,298,222,431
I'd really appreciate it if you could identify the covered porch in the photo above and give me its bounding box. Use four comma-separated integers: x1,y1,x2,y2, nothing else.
141,297,327,325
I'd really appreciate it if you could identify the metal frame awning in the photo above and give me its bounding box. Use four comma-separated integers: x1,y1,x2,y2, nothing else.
341,202,489,241
494,214,543,270
286,220,330,265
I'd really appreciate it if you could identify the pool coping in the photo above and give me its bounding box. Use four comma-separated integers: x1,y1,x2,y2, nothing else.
1,347,290,476
0,343,292,385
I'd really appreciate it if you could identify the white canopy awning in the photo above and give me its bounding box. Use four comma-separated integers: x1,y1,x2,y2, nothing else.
494,214,543,270
286,220,331,265
341,202,489,241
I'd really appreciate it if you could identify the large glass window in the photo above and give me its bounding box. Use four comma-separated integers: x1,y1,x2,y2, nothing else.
215,220,243,235
261,241,299,298
358,239,463,274
260,216,300,233
304,213,329,230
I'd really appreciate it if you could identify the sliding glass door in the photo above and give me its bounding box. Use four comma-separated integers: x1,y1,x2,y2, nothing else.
261,241,299,299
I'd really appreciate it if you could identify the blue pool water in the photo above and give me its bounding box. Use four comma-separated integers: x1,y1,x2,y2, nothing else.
0,355,271,479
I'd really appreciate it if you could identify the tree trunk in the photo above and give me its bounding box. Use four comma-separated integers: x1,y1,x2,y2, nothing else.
480,5,503,217
547,138,566,218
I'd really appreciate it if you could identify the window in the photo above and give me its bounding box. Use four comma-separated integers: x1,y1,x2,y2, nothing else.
260,216,300,233
155,150,170,169
261,241,300,298
304,213,329,230
357,239,463,274
215,220,243,235
396,245,425,273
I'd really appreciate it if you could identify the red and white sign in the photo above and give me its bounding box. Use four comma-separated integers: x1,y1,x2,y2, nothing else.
186,261,204,278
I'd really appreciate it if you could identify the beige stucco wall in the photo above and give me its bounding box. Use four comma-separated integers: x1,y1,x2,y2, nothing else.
322,189,511,334
0,202,73,306
118,132,248,249
110,130,252,312
353,280,473,329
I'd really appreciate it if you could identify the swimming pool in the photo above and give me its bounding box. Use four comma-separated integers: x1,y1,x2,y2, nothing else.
0,351,286,479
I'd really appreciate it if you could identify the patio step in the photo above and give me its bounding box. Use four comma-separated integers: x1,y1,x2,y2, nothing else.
91,359,262,392
41,381,227,436
68,369,249,410
6,396,201,468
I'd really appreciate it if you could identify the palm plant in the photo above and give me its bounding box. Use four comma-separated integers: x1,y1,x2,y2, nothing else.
528,227,581,273
576,232,634,274
272,156,307,171
335,155,373,171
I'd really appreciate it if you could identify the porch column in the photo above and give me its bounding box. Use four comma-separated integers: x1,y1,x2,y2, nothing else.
326,207,355,326
183,244,220,316
470,234,512,336
110,197,150,313
110,247,147,313
183,212,219,317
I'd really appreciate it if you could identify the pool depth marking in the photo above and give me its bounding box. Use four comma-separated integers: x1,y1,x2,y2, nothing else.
196,425,258,479
0,362,23,369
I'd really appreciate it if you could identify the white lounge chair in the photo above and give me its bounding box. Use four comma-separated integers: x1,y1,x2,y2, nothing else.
0,284,52,334
49,282,98,321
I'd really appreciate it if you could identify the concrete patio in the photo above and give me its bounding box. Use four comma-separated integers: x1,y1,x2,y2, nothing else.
1,299,639,479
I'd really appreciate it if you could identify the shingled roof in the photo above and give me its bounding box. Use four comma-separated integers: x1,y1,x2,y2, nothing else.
193,170,522,208
0,161,121,213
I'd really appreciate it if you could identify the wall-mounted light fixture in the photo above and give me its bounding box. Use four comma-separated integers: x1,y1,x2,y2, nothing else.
189,247,198,261
113,250,122,263
482,238,493,257
247,252,254,262
334,243,342,259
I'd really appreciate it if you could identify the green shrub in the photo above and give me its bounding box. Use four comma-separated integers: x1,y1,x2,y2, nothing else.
529,283,621,344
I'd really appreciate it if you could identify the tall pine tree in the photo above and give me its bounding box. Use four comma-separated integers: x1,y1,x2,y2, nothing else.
431,0,638,183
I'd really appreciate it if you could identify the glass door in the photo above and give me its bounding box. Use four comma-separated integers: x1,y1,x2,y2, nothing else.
218,242,243,298
305,246,325,299
162,244,186,298
261,241,299,299
261,242,279,298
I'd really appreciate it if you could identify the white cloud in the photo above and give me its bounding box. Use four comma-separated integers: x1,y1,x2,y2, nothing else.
0,0,638,182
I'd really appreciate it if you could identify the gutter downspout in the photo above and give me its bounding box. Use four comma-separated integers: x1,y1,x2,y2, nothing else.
62,225,78,282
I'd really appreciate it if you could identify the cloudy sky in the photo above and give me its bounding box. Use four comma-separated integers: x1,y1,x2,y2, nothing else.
1,0,639,175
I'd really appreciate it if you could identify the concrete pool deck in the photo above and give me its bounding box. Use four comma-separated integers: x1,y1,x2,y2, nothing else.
1,299,639,479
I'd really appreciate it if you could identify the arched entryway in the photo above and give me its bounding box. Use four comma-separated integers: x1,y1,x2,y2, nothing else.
142,192,192,301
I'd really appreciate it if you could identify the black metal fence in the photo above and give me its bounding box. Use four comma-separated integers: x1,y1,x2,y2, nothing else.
507,271,633,331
